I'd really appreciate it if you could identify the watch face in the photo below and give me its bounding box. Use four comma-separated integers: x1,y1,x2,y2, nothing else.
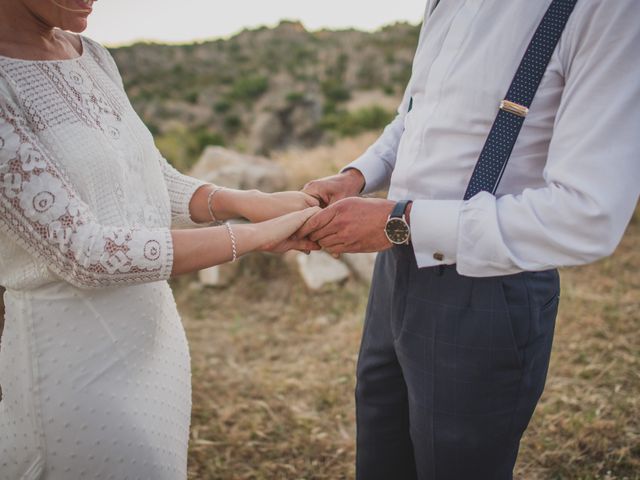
385,218,410,244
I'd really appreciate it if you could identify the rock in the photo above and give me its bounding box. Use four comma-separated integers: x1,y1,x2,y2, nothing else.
198,261,240,287
248,92,324,154
0,285,5,346
249,112,286,154
342,253,378,283
189,146,288,192
295,251,350,290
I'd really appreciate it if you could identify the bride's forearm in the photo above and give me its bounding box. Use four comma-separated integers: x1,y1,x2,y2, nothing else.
170,223,261,276
188,185,259,224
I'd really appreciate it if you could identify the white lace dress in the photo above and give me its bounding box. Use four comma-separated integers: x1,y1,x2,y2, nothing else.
0,35,208,479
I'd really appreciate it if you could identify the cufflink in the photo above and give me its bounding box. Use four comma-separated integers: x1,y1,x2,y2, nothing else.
433,252,444,262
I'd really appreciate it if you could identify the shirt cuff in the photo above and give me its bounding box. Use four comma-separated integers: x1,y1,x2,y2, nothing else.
410,199,463,269
341,149,391,195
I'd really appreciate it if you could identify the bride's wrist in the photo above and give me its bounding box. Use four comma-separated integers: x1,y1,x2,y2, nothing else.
229,222,261,255
210,188,250,221
233,189,266,221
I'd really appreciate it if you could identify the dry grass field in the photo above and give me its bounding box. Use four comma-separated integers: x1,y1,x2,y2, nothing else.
176,209,638,480
174,138,639,479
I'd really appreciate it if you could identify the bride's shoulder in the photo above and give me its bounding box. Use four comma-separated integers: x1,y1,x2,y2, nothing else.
72,33,124,87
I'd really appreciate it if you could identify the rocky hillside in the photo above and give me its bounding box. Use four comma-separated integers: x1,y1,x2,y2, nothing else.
109,21,419,171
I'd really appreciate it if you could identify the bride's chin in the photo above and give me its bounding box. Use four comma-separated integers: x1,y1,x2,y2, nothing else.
63,18,89,33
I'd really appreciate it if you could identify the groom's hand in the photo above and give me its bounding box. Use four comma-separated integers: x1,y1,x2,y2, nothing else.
302,169,365,207
295,197,396,255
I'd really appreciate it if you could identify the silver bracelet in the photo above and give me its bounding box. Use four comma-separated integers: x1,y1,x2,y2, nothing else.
224,222,238,263
207,186,224,224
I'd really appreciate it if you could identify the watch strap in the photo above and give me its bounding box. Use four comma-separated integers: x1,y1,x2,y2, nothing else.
391,200,412,219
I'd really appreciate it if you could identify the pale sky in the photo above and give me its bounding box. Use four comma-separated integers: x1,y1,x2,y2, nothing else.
84,0,427,46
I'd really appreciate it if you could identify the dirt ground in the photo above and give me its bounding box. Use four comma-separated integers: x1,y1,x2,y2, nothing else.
176,210,639,479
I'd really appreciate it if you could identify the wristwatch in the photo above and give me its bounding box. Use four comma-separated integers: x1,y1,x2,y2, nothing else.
384,200,412,245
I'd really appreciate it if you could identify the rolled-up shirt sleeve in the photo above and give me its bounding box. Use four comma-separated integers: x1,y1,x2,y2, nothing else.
410,1,640,275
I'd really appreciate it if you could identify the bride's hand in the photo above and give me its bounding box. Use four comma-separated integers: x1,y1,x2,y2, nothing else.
240,190,320,223
256,206,322,254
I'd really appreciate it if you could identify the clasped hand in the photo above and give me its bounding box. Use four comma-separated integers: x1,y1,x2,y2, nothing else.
295,170,396,256
226,170,397,256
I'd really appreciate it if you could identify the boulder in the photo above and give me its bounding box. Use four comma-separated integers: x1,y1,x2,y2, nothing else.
0,285,3,402
342,253,378,284
198,262,240,287
248,92,324,154
249,112,286,154
189,146,288,193
296,251,350,290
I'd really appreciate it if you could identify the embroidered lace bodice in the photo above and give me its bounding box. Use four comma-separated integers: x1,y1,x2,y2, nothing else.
0,35,207,291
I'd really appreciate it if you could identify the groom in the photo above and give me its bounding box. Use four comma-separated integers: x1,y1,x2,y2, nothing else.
297,1,640,479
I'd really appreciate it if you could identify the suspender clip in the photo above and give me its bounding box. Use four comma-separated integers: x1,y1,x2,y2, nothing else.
500,100,529,118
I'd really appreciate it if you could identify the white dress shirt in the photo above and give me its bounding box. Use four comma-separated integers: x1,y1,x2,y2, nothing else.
345,0,640,276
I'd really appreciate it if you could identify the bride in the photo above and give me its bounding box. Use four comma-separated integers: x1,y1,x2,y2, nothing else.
0,0,320,478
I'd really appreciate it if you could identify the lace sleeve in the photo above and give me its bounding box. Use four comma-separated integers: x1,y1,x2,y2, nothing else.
157,152,209,228
0,93,174,289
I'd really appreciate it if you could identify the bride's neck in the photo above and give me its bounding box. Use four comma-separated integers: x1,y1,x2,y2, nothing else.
0,2,58,53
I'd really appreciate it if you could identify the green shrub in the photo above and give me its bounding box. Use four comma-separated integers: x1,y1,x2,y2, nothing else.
184,91,199,104
230,75,269,101
325,52,349,79
382,84,396,96
286,92,305,104
357,61,382,90
392,62,413,87
145,121,160,136
321,79,351,103
223,115,243,133
214,99,232,114
321,106,394,137
156,127,226,172
194,129,226,152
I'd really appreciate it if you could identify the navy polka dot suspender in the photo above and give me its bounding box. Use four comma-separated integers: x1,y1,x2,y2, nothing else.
463,0,578,201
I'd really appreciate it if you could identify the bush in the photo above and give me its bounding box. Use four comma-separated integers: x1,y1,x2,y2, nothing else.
230,75,269,101
321,79,351,103
214,99,233,114
145,121,160,136
321,106,394,137
184,91,199,104
325,52,349,79
194,129,226,152
357,61,382,90
392,62,413,88
223,115,242,133
382,84,396,96
286,92,305,104
156,127,226,172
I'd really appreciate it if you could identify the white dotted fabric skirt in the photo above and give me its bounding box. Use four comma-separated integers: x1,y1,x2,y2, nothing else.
0,281,191,480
